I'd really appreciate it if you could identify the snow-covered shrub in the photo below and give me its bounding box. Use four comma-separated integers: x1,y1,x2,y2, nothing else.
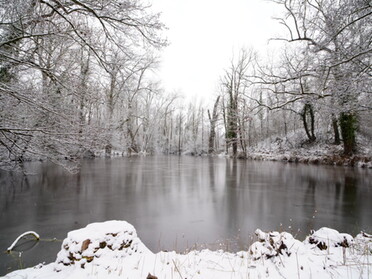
354,232,372,254
249,229,303,260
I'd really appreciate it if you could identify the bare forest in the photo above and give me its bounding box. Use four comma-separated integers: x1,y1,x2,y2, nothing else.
1,0,371,171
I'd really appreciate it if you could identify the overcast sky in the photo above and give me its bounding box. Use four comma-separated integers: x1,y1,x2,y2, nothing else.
151,0,284,102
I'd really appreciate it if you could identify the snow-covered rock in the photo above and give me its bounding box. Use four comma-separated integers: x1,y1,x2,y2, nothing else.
306,227,353,250
55,220,151,270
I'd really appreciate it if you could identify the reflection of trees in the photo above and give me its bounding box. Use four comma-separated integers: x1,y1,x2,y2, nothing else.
208,158,215,189
300,167,367,236
341,176,359,230
303,176,317,233
329,172,363,234
208,157,219,206
225,159,239,231
0,170,30,212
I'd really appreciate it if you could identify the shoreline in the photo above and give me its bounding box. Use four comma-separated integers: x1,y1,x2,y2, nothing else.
245,152,372,168
2,221,371,279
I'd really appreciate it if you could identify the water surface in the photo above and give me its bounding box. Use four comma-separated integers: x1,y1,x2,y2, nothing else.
0,156,371,275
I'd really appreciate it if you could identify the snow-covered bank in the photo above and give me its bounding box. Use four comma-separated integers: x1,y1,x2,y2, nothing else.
2,221,371,279
247,150,372,168
246,134,372,168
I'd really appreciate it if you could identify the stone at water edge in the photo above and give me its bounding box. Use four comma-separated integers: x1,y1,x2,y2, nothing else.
306,227,353,250
55,220,151,270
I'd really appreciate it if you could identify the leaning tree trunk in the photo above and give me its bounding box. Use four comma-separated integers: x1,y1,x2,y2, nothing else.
301,103,316,143
221,99,229,154
208,96,220,154
339,112,357,156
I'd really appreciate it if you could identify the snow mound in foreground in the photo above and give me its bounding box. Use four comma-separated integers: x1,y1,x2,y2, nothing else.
2,221,371,279
55,220,150,270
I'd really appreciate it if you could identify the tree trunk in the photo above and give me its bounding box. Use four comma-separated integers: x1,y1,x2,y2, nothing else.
238,99,247,157
126,102,139,154
309,104,316,141
339,112,357,156
105,73,116,157
301,103,316,142
221,99,229,154
228,89,238,157
79,49,90,136
228,112,238,156
178,113,182,155
208,96,220,154
332,115,341,145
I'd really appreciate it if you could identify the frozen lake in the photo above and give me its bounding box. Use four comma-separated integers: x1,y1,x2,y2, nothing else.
1,156,371,275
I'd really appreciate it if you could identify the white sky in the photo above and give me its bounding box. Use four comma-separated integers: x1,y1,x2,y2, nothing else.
151,0,284,102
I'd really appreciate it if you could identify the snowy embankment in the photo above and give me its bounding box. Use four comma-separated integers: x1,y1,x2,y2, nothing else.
2,221,371,279
247,133,372,168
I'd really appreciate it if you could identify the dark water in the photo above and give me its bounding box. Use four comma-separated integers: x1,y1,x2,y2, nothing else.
0,156,371,275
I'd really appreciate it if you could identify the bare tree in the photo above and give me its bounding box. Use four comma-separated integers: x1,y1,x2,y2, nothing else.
221,49,255,156
272,0,372,155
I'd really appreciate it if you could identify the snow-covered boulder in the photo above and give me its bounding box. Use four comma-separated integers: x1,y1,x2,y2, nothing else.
55,220,151,270
306,227,353,250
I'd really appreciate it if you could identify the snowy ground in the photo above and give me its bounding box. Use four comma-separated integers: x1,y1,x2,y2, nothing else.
2,220,371,279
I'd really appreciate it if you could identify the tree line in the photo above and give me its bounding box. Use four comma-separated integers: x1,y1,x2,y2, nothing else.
1,0,371,171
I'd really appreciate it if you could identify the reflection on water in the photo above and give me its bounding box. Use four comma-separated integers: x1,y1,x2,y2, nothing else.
0,156,371,275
